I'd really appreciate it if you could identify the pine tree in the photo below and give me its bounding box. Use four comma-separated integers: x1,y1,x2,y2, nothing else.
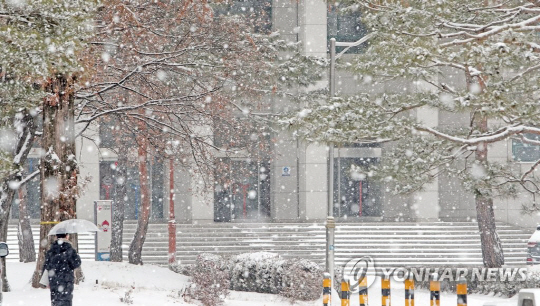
285,0,540,268
0,0,99,287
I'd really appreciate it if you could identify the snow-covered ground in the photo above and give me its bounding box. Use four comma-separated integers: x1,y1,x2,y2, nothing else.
1,261,519,306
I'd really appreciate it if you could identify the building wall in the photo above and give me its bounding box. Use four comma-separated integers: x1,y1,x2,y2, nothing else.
76,123,101,222
20,0,538,229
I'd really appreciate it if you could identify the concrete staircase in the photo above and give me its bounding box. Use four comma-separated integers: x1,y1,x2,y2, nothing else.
5,225,96,262
5,221,531,268
122,221,531,267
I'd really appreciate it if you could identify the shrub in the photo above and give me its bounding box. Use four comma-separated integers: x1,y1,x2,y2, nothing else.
229,252,285,294
280,259,323,301
170,263,193,276
185,253,230,306
174,252,323,302
120,289,133,304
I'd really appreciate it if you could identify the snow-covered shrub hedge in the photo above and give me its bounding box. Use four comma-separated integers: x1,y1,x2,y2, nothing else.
185,253,229,306
228,252,322,301
280,259,323,301
174,252,323,302
229,252,285,294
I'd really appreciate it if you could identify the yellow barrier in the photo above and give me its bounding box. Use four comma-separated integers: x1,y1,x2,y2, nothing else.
457,277,467,306
323,274,331,306
359,276,368,306
321,273,468,305
430,274,440,306
405,279,414,306
382,276,391,306
341,281,350,306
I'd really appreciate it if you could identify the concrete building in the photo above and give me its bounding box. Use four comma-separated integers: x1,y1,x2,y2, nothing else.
10,0,540,230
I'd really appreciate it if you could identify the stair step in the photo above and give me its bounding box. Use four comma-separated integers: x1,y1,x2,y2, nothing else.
5,222,531,267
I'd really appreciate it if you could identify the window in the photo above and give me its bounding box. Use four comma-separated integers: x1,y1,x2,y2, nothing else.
214,158,271,222
512,133,540,162
213,0,272,33
213,118,273,159
333,157,381,218
213,118,250,149
151,159,164,220
328,5,367,53
98,118,118,149
99,159,164,220
11,158,40,219
340,142,381,148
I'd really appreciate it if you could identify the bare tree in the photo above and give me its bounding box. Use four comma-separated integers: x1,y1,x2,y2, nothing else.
110,142,128,262
77,0,323,264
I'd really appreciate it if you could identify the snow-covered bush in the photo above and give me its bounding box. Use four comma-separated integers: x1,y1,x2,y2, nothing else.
185,253,229,306
120,289,133,304
228,252,322,301
175,252,323,301
280,259,323,301
170,263,193,276
229,252,285,294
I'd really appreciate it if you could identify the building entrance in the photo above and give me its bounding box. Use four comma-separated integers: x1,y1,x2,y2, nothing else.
333,157,381,218
214,159,270,222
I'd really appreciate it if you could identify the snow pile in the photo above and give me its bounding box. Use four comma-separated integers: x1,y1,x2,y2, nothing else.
3,261,192,306
85,261,189,291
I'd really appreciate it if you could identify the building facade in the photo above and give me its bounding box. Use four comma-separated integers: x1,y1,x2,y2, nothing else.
10,0,540,230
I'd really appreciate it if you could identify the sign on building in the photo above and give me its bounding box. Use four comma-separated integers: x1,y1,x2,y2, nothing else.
282,166,291,177
94,200,112,261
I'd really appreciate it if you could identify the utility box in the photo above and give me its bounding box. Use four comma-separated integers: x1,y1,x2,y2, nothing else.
94,200,113,261
518,289,540,306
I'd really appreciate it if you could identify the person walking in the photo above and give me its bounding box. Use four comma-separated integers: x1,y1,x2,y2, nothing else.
43,233,81,306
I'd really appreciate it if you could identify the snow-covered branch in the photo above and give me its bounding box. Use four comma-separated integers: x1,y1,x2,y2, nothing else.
440,14,540,47
417,125,540,145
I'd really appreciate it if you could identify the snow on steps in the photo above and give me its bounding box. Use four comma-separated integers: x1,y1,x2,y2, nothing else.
5,221,530,268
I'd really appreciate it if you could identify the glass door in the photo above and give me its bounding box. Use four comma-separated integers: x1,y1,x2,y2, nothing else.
214,158,270,222
333,157,381,218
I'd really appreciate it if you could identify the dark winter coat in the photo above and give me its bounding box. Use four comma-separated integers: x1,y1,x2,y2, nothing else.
43,239,81,306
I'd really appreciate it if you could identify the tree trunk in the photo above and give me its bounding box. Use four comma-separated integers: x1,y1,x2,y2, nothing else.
474,114,504,268
17,186,36,263
0,109,36,291
0,185,16,292
128,128,151,265
168,158,176,266
0,257,8,293
111,146,127,262
476,195,504,267
32,75,81,287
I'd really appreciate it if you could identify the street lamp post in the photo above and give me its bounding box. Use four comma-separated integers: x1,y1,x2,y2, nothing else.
326,34,375,290
325,38,337,288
